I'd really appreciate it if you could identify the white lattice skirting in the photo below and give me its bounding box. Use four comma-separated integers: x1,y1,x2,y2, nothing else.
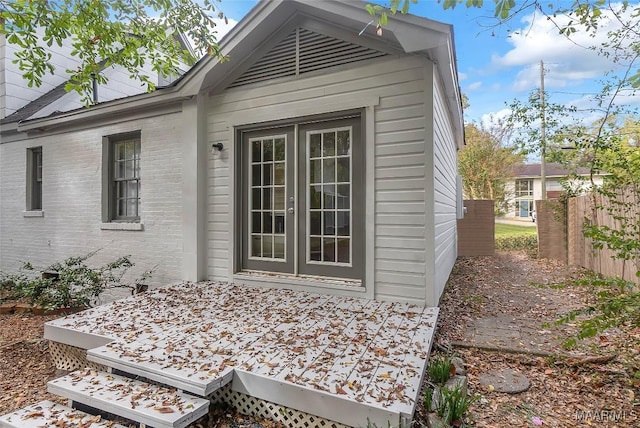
210,383,348,428
48,341,108,372
48,341,348,428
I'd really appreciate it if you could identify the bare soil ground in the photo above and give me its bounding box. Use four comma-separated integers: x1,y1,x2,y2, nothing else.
415,252,640,428
1,252,638,427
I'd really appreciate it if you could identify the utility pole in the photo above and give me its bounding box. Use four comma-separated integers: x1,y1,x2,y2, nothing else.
540,60,547,200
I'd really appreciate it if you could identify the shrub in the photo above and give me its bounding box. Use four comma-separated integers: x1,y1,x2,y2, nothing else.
1,252,154,310
495,234,538,253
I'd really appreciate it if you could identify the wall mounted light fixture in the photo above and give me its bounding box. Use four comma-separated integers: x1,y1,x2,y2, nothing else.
212,143,224,152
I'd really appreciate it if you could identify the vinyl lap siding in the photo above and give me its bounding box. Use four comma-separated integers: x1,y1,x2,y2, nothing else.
374,91,426,304
432,71,458,304
206,57,428,304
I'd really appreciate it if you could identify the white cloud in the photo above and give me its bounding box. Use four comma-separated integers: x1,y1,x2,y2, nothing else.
481,108,511,129
458,71,468,82
466,81,483,91
493,3,636,92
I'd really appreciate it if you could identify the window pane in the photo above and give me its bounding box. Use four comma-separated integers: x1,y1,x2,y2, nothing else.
337,130,350,156
309,237,321,261
323,238,336,262
252,140,261,162
310,133,321,158
125,141,134,159
115,160,125,179
127,198,138,217
127,181,138,199
323,132,335,156
274,235,285,259
117,181,127,198
134,141,141,160
323,159,335,183
274,138,285,161
337,238,350,263
115,143,124,161
117,199,126,216
263,139,273,162
125,160,135,179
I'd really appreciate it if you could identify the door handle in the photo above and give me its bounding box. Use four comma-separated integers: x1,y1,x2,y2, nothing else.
287,207,295,214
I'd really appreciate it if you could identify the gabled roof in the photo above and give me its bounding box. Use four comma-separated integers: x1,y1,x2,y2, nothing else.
514,163,592,178
9,0,463,145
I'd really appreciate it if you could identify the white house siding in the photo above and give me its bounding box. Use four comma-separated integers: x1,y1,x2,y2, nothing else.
0,32,82,118
430,70,458,305
206,56,432,304
31,63,160,121
0,113,184,301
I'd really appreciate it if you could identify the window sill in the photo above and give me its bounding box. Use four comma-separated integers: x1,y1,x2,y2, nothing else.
100,222,144,231
23,210,44,217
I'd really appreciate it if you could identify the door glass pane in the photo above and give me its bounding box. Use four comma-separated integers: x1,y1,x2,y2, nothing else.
263,139,273,162
274,163,285,185
310,185,322,209
248,135,286,261
274,138,285,161
274,187,285,210
252,140,261,162
336,184,350,209
323,238,336,262
323,159,335,183
306,127,352,266
337,130,350,155
309,237,321,261
274,235,285,259
337,158,349,183
251,235,262,257
310,134,321,158
337,238,350,263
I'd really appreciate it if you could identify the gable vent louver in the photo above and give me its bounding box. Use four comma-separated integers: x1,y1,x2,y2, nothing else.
229,28,389,88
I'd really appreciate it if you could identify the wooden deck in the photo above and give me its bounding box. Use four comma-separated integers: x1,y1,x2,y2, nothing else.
45,282,438,427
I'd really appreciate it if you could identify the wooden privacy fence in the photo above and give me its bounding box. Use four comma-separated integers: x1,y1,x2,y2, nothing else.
457,200,494,257
566,193,639,285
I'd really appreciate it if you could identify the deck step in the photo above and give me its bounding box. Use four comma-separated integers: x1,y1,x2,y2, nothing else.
47,369,209,428
0,400,127,428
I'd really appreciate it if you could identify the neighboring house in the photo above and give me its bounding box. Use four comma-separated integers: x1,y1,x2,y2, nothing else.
0,0,464,306
0,28,193,120
506,163,605,219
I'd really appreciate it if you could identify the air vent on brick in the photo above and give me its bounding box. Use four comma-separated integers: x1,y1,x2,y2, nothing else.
229,27,388,88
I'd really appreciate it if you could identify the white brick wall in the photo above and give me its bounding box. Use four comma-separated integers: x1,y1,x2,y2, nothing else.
0,112,184,301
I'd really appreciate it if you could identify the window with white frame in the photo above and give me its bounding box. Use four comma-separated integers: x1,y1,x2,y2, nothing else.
515,179,533,197
102,133,141,222
26,147,43,211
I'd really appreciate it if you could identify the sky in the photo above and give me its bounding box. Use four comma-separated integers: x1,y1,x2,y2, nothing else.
209,1,639,125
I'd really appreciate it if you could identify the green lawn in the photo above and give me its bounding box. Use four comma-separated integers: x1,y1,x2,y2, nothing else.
495,223,537,237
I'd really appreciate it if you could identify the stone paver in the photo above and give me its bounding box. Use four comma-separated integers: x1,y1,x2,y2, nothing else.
478,368,531,394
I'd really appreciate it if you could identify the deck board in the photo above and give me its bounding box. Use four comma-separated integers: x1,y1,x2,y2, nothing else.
45,281,438,427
